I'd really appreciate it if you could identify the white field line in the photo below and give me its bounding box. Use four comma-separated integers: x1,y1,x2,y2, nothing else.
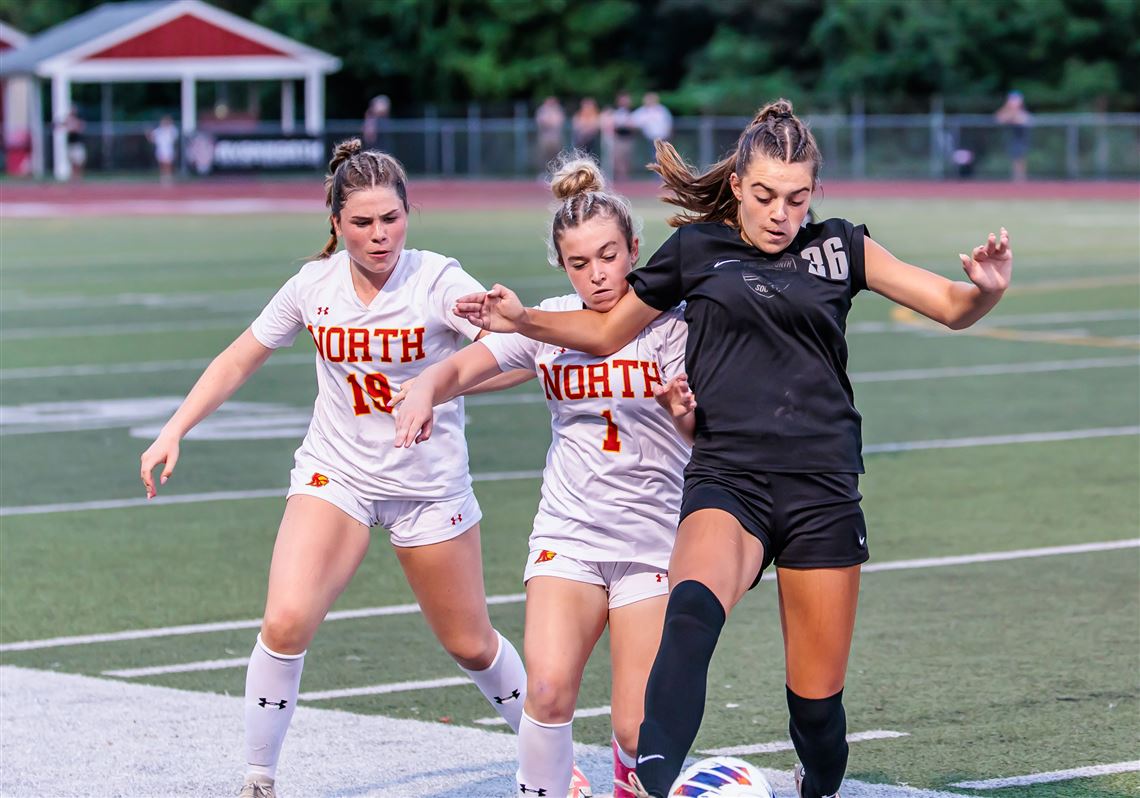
0,198,322,218
848,308,1140,334
3,426,1137,520
0,469,546,517
850,356,1138,383
0,318,251,340
475,705,612,726
3,539,1135,657
0,592,525,654
103,657,249,678
299,676,472,701
700,729,909,757
14,309,1125,341
861,539,1139,574
3,341,1137,382
862,426,1139,454
950,760,1140,789
0,353,314,380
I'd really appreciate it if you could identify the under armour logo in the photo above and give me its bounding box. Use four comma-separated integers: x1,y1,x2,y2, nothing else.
655,573,665,583
450,512,463,525
258,698,288,709
494,689,521,704
519,785,547,796
316,306,329,315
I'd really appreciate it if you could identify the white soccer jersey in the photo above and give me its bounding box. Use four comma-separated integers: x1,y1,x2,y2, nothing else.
251,248,484,501
481,294,690,569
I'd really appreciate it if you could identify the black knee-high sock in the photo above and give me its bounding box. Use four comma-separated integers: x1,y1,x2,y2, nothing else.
636,580,726,797
787,686,848,798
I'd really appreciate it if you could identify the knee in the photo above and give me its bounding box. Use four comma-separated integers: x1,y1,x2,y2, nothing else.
260,607,315,654
444,630,499,671
666,580,727,629
787,686,846,736
523,672,578,723
611,717,640,758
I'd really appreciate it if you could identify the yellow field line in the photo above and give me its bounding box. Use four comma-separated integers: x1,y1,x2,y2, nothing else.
887,304,1140,351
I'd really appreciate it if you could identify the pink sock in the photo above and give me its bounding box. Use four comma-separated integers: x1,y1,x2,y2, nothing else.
613,735,637,798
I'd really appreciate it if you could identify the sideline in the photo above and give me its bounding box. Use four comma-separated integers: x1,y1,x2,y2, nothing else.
4,538,1135,654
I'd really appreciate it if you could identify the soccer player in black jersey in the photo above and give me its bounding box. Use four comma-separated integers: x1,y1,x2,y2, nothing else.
454,99,1012,798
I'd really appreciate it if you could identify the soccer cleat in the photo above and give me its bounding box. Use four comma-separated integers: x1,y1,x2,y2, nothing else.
794,763,841,798
612,771,653,798
237,774,276,798
612,739,636,798
569,763,593,798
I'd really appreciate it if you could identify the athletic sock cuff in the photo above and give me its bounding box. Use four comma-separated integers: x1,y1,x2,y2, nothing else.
522,710,573,730
256,633,306,661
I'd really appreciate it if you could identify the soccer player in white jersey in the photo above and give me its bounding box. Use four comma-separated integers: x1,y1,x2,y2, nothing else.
139,140,527,798
393,154,695,798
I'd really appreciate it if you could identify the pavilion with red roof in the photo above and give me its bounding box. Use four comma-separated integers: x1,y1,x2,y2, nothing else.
0,0,340,179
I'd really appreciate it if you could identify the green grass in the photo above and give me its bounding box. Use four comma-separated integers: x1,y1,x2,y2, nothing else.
1,195,1138,796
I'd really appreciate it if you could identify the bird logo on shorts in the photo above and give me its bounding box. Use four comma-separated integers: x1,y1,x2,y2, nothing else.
307,472,329,487
534,550,557,564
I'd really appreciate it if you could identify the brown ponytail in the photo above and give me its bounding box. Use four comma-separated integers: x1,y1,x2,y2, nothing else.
651,98,822,228
318,138,410,259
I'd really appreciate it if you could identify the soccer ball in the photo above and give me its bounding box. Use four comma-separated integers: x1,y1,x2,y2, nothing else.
668,756,774,797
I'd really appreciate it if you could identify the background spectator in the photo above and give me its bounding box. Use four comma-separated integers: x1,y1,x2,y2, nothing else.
572,97,602,157
147,114,178,185
609,91,637,180
995,90,1031,182
535,96,565,171
633,91,672,143
363,94,392,151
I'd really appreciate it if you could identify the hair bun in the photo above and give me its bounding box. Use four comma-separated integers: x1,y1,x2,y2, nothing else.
549,151,606,200
328,138,363,173
754,99,795,125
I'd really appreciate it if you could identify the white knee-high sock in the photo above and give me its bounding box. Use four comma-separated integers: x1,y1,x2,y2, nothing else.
517,710,574,798
244,633,305,779
459,630,526,732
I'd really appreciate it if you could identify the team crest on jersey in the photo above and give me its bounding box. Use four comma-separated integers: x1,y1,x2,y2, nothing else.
307,472,329,487
742,255,796,299
534,550,557,564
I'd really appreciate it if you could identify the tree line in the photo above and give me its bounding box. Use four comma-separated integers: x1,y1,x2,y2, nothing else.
3,0,1136,117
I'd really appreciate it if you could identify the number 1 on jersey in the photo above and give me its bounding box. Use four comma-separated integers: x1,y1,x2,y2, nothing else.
600,410,622,453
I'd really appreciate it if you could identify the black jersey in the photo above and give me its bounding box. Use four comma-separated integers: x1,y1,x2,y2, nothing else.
628,219,868,473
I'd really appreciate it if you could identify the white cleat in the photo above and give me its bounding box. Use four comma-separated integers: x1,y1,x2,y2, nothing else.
237,774,276,798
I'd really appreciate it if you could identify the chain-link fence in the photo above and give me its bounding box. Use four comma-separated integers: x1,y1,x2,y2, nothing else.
18,111,1140,180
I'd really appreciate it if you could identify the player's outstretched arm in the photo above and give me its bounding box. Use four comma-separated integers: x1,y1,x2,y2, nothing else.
454,285,662,357
653,373,697,445
392,341,503,447
865,228,1012,330
139,329,273,498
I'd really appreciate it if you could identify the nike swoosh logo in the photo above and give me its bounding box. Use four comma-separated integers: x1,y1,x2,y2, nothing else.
712,259,740,269
637,754,665,764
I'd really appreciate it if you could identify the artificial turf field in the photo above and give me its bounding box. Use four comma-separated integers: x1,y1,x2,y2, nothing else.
0,188,1137,797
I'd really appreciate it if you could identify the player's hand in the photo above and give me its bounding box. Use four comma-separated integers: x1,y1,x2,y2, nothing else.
959,227,1012,295
140,434,180,499
392,382,434,447
652,373,697,419
453,284,527,333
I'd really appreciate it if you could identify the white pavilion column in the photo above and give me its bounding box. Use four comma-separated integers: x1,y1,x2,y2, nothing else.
50,72,71,181
180,74,196,134
303,70,323,135
281,79,295,134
